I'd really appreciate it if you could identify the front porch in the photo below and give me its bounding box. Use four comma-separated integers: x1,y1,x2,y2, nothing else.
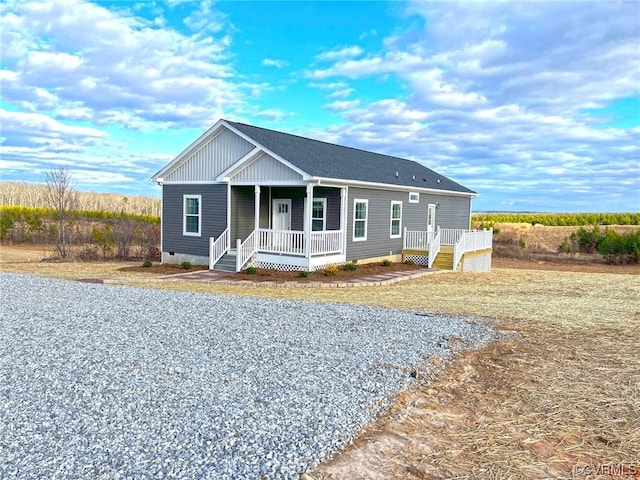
210,184,348,272
403,227,493,272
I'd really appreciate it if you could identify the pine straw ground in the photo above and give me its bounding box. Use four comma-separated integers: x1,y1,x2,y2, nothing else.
1,245,639,479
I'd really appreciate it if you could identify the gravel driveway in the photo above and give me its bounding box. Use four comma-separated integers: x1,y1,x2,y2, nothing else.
0,272,495,479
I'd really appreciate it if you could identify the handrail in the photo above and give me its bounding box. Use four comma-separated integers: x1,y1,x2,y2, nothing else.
453,229,493,271
236,230,258,272
209,228,229,269
428,230,441,269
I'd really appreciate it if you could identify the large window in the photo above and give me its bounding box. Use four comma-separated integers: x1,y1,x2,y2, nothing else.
353,199,368,241
183,195,201,236
312,198,326,231
390,201,402,238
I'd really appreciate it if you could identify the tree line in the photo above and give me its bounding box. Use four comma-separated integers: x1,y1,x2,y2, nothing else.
0,180,160,217
1,167,160,260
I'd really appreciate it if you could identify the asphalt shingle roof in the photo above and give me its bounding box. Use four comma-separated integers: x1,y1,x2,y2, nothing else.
226,120,475,195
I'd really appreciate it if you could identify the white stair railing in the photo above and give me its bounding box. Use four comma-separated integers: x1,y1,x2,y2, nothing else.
236,230,258,272
209,228,229,269
428,230,441,269
453,229,493,271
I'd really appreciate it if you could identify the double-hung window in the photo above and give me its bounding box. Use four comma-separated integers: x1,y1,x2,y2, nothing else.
183,195,201,236
312,198,326,231
390,201,402,238
353,199,368,241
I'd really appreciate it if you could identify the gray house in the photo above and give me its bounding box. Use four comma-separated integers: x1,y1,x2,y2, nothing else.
152,119,492,272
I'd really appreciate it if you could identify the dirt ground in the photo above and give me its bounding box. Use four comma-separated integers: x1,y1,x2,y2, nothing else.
1,243,638,479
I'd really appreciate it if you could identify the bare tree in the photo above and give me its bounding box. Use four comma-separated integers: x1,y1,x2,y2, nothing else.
45,165,78,258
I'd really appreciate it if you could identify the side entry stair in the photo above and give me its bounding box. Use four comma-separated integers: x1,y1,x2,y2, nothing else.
213,252,237,273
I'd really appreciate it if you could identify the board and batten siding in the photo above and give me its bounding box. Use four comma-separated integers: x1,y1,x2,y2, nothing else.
346,187,472,261
162,184,227,258
232,153,303,183
164,127,254,182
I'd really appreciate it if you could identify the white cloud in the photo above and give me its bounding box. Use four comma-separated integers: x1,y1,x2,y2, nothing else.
325,100,361,112
316,45,364,61
0,0,242,129
304,1,640,211
261,58,289,68
327,88,355,100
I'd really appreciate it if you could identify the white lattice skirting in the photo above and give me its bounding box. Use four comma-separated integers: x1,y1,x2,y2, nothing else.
250,260,346,272
403,254,429,266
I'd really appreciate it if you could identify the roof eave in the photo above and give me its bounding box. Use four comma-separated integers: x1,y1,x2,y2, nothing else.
310,176,477,197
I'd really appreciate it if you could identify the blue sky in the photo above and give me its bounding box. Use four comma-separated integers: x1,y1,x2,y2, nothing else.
1,0,639,212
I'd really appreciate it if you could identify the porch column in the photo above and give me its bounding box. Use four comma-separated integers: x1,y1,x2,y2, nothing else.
340,187,347,254
304,184,313,260
254,185,260,231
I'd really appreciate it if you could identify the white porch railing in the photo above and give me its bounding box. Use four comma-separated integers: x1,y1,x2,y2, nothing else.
440,228,472,245
258,229,305,255
236,230,258,272
453,229,493,271
235,229,345,271
310,230,343,255
403,230,433,250
428,230,441,269
209,228,229,269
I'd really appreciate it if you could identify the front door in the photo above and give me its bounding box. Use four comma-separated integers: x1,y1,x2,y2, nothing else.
272,199,291,230
427,204,437,238
272,199,292,251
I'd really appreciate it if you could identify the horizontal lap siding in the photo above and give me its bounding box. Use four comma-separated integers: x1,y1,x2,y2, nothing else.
162,184,227,257
420,193,471,230
231,186,254,243
347,188,404,261
346,187,472,261
314,187,341,230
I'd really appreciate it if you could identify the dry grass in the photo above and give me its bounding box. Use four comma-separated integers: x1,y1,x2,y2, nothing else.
1,245,639,479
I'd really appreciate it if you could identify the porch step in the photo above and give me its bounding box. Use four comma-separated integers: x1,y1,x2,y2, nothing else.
213,252,237,273
432,252,454,270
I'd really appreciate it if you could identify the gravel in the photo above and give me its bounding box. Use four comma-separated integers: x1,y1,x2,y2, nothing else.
0,272,495,479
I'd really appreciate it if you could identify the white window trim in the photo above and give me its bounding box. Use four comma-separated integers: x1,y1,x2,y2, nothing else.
409,192,420,203
352,198,368,242
312,197,327,231
183,194,202,237
390,200,402,239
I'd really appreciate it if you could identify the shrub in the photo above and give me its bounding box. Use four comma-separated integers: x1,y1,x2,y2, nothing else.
181,261,192,270
245,266,257,275
561,225,640,264
382,258,393,267
298,270,311,278
343,262,357,271
404,259,416,265
518,237,527,249
323,264,339,276
142,260,153,267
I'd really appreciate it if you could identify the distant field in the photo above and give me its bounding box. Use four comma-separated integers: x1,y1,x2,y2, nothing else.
473,212,640,226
